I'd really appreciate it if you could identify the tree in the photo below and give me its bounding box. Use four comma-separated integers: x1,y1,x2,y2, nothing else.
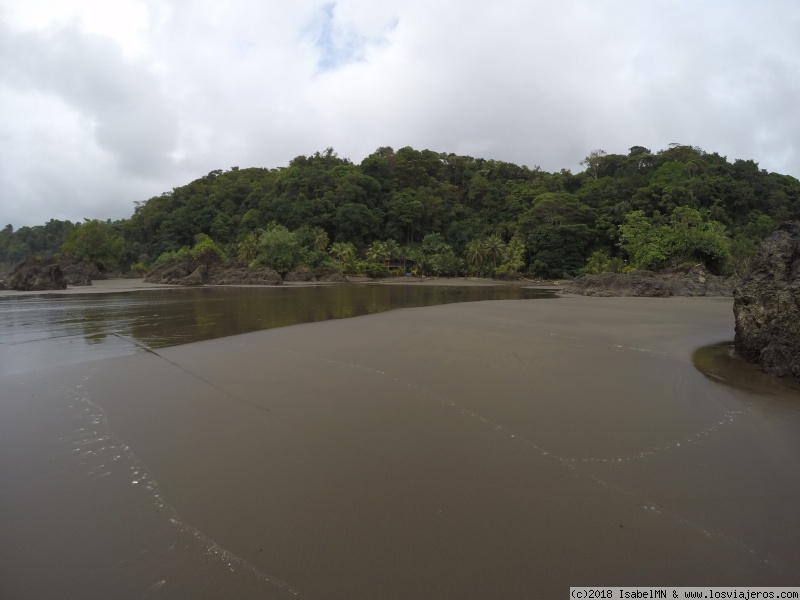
237,231,260,264
61,219,124,271
618,207,731,274
496,236,525,276
251,225,309,273
465,239,486,276
329,241,356,272
482,234,505,270
366,240,388,263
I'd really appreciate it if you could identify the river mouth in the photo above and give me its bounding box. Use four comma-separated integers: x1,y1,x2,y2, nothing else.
692,341,800,397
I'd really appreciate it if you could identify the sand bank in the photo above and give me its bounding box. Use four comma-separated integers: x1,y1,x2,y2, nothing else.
1,296,799,598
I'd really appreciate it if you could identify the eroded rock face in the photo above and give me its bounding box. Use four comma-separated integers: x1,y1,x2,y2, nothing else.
60,262,103,286
734,221,800,382
3,259,67,291
144,259,201,285
205,267,283,286
563,265,736,297
283,267,316,282
316,271,347,283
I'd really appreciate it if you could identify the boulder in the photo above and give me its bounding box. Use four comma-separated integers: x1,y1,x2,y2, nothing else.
3,259,67,291
563,265,736,297
733,221,800,382
60,262,102,286
144,259,202,285
181,264,208,286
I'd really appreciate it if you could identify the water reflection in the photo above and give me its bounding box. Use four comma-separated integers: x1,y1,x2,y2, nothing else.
692,342,800,397
0,284,555,377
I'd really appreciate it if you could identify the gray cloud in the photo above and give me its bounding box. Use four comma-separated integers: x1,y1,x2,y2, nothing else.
1,0,799,228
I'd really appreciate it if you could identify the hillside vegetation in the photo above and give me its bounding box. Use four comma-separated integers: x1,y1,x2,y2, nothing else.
2,144,798,279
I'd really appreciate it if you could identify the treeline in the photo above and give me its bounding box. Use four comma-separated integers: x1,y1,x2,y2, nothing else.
2,144,799,278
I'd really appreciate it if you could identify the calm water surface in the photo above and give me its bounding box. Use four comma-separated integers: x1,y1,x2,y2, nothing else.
0,283,555,377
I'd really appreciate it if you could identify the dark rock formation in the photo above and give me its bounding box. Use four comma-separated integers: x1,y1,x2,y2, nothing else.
103,268,147,279
283,267,316,282
182,264,208,286
734,221,800,382
316,271,347,283
562,265,736,297
206,267,283,286
60,262,104,286
144,259,202,285
3,259,67,291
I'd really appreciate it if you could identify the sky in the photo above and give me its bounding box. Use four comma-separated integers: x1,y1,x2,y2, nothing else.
1,0,799,228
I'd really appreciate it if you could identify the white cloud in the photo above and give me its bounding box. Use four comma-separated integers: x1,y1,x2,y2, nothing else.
1,0,799,227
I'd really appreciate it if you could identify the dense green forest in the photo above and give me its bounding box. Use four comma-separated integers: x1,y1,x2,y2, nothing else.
2,144,798,278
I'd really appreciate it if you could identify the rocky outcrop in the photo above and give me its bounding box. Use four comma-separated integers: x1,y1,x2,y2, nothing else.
283,267,316,282
144,258,202,285
145,258,283,286
316,271,347,283
2,259,67,291
206,267,283,286
733,221,800,382
60,262,105,286
562,265,736,297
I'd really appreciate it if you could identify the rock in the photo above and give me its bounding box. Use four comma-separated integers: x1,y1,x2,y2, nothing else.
316,271,347,283
733,221,800,382
205,267,283,286
283,267,316,282
181,264,208,286
563,265,736,297
60,262,102,286
144,259,199,285
3,259,67,291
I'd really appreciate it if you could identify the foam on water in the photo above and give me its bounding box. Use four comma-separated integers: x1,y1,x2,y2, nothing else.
51,368,303,598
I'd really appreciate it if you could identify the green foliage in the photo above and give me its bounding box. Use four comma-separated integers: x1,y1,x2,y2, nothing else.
618,207,732,274
190,233,225,261
581,250,626,275
251,225,311,274
6,143,798,280
153,246,191,267
495,237,526,276
364,262,389,278
61,219,125,271
329,241,356,273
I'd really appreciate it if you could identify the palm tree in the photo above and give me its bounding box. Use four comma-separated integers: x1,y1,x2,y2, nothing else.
499,236,526,274
383,239,401,261
366,240,388,263
312,227,329,253
407,249,426,276
483,234,506,270
465,239,486,276
330,241,355,272
504,237,525,263
237,231,259,264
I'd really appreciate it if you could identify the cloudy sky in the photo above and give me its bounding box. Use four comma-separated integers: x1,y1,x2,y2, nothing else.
1,0,798,228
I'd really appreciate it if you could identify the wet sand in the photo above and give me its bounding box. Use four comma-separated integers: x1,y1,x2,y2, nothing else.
2,295,799,598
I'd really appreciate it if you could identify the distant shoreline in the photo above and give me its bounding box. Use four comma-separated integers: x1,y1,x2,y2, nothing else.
0,276,564,297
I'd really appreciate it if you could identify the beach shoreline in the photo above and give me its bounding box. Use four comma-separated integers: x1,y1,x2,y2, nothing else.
0,275,562,298
2,295,799,598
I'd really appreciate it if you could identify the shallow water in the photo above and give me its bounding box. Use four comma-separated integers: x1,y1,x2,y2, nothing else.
692,341,800,396
0,283,555,377
4,293,800,598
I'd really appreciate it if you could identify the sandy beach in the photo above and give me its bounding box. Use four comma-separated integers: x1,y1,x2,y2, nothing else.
1,294,799,598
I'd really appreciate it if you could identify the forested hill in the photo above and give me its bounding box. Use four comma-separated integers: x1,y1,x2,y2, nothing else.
2,144,799,278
